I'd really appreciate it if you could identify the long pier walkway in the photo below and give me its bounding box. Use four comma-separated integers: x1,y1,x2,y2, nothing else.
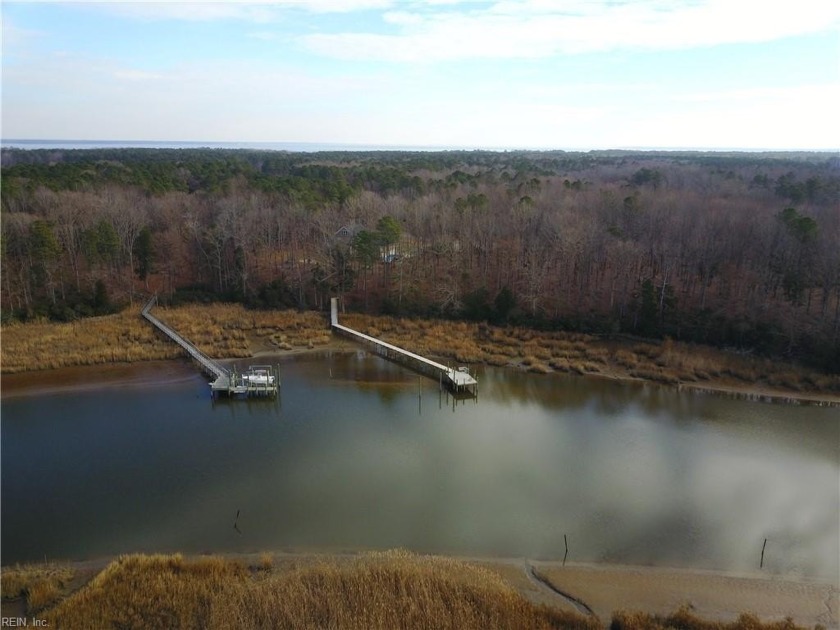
330,298,477,394
142,296,278,398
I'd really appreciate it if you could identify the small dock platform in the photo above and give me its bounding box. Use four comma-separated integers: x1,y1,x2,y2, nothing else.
142,296,278,398
330,298,477,394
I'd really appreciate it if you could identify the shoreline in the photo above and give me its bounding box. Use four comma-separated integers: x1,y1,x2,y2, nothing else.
491,557,839,627
2,304,838,406
2,550,837,628
3,342,839,407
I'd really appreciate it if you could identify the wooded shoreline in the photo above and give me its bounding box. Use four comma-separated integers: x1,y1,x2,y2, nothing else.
3,149,838,376
2,303,838,405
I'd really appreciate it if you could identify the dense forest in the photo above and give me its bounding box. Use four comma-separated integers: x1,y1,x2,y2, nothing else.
2,147,838,371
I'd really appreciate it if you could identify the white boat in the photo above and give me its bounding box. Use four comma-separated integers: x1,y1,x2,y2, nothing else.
242,369,275,386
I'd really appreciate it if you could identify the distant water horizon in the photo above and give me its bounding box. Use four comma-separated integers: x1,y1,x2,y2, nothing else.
2,139,831,154
0,139,519,152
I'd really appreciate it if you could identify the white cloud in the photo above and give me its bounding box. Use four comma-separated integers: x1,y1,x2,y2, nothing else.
671,84,840,105
246,31,279,40
296,0,393,12
382,11,425,26
113,69,170,81
303,0,840,61
1,51,386,141
74,0,394,22
1,16,45,52
611,83,840,150
4,1,836,149
87,2,285,23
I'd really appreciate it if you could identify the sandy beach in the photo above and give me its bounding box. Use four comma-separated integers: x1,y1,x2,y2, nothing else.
495,559,839,628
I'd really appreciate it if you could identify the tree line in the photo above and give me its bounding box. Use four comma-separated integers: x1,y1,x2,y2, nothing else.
2,148,838,371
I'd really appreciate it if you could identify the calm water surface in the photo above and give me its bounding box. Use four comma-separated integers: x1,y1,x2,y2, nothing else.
2,352,838,578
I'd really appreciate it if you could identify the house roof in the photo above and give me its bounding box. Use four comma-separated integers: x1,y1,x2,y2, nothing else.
334,224,363,238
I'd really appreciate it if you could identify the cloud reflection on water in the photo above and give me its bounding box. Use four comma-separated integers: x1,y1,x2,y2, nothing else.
2,354,837,579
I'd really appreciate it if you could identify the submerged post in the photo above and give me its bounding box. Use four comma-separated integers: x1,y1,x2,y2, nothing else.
563,534,569,566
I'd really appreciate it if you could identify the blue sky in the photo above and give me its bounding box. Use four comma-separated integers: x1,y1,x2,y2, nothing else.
2,0,839,150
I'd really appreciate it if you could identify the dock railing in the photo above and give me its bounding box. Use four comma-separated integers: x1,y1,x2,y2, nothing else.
142,296,283,398
330,297,477,394
141,295,229,387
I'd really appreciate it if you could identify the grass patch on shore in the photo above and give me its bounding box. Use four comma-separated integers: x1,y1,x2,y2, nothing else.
1,563,75,612
0,304,328,374
35,551,594,630
155,303,328,358
611,607,810,630
2,304,838,399
0,310,181,373
342,315,840,397
4,553,821,630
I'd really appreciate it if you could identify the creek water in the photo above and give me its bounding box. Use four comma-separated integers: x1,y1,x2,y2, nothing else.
1,352,837,579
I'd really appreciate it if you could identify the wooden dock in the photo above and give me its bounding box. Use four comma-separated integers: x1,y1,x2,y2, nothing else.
142,296,278,398
330,298,477,394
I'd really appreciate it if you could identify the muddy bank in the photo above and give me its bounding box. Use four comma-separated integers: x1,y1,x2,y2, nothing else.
3,345,838,407
0,360,198,400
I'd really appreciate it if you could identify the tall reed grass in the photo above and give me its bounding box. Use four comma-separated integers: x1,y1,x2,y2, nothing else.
4,553,817,630
0,311,180,373
611,607,807,630
39,551,594,630
1,563,75,612
3,305,837,398
342,315,840,397
0,304,329,373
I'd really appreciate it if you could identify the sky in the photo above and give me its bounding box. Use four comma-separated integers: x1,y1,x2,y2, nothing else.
1,0,839,150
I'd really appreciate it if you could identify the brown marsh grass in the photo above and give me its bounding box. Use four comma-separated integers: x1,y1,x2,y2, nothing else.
0,310,181,373
610,607,809,630
40,551,595,630
342,314,840,398
3,305,838,399
5,553,818,630
1,563,75,613
154,303,329,358
1,304,329,374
